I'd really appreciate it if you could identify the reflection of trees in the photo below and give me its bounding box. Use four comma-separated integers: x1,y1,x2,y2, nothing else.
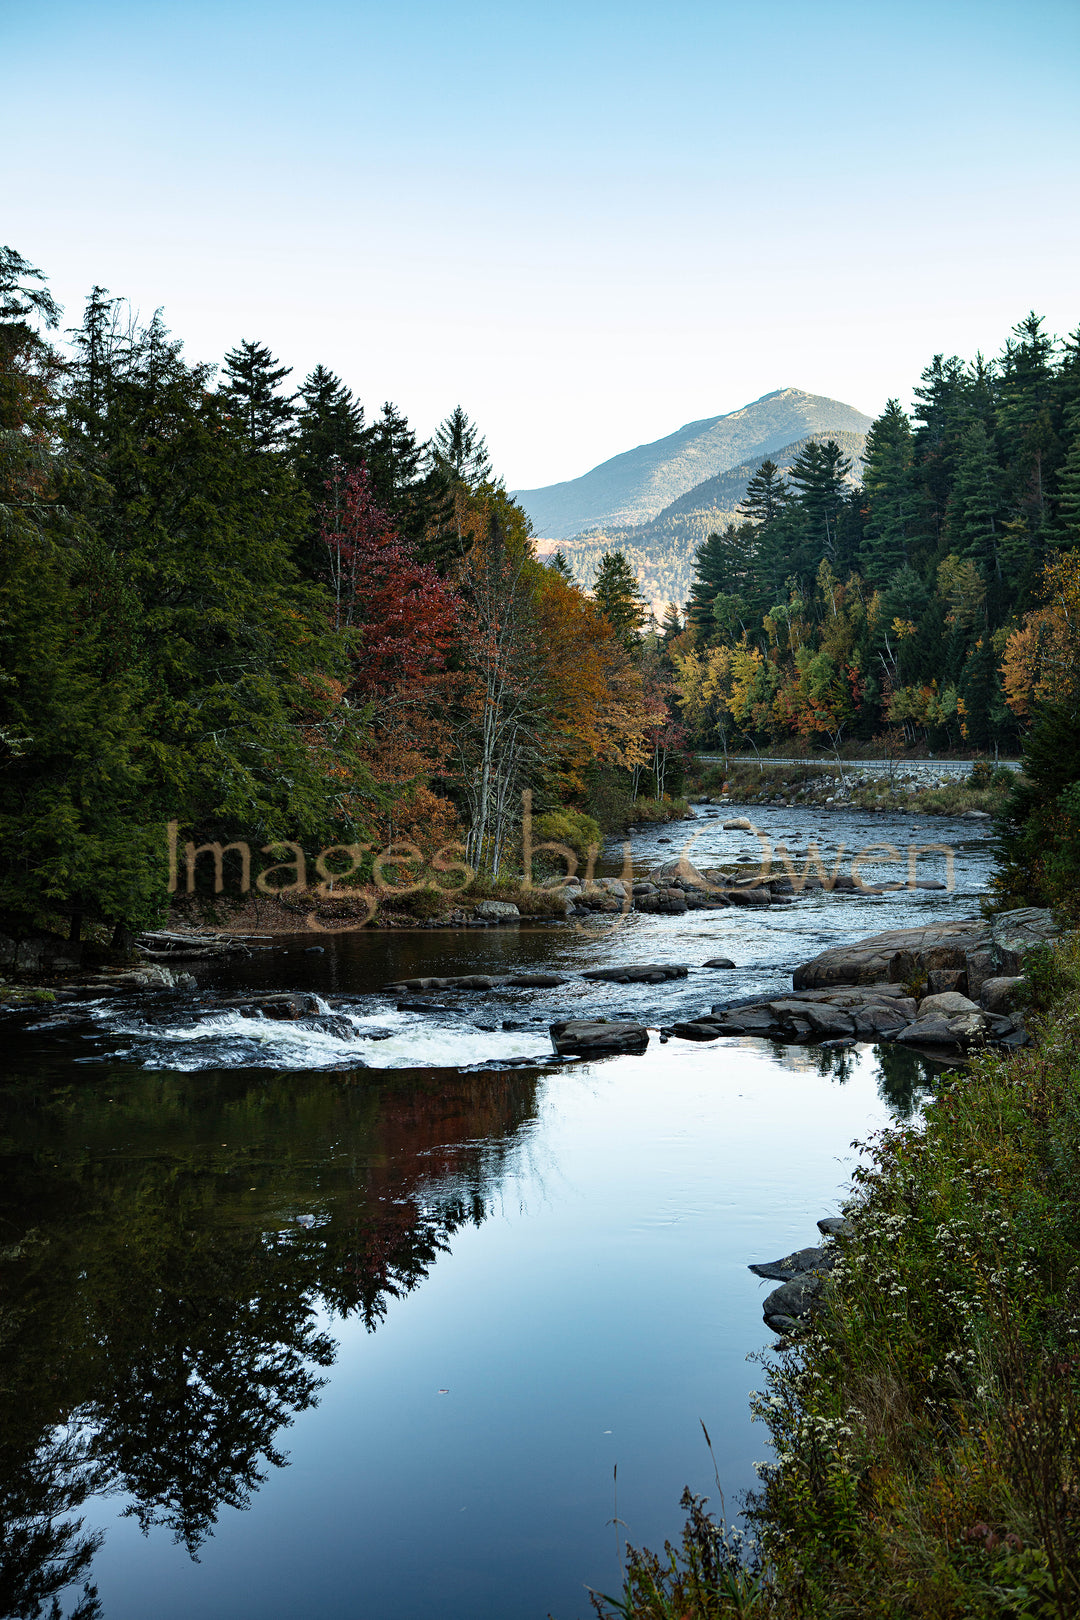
0,1067,539,1599
0,1432,103,1620
872,1044,944,1116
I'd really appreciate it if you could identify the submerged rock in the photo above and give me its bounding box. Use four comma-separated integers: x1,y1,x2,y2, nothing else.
582,963,688,984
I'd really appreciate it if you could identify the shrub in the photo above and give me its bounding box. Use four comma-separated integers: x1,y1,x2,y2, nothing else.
534,808,602,861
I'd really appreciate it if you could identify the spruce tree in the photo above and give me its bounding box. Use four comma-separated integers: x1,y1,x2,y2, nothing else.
592,550,647,648
220,339,295,452
738,458,788,526
860,400,917,584
548,550,575,580
293,365,365,496
0,256,162,941
945,422,1003,582
432,405,492,489
787,439,852,575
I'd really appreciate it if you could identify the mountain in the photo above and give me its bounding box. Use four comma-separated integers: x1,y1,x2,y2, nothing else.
513,388,873,540
533,429,868,611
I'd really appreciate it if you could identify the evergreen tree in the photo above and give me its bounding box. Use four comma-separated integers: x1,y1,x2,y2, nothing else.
686,524,753,637
660,602,683,643
860,400,917,584
738,458,788,526
787,439,852,574
432,405,492,489
997,312,1059,537
65,308,367,877
592,550,647,648
219,339,295,452
293,365,365,497
944,421,1004,582
548,550,575,580
0,257,162,941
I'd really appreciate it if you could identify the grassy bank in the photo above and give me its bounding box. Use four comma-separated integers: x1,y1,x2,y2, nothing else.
690,760,1014,818
594,934,1080,1620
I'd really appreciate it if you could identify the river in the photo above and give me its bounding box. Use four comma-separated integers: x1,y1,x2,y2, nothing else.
0,803,994,1620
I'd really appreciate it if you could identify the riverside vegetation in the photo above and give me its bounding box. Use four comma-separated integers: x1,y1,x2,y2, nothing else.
0,248,688,957
591,934,1080,1620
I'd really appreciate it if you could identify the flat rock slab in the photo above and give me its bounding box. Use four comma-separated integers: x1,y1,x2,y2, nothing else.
793,908,1057,992
550,1019,650,1057
219,992,319,1021
582,964,688,984
793,918,989,989
750,1245,835,1283
669,1021,725,1040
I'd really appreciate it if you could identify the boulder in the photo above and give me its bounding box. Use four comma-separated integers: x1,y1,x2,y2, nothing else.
649,857,709,887
767,999,855,1037
726,888,771,908
723,817,753,830
762,1270,828,1334
917,990,981,1017
506,972,569,988
474,900,520,921
926,968,967,995
964,949,998,999
549,1019,650,1057
635,888,687,915
817,1216,854,1239
980,975,1025,1014
702,957,736,969
894,1011,988,1048
991,908,1058,973
851,1002,909,1036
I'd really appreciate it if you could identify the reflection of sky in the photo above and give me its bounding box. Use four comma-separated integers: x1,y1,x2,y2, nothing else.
5,1,1079,488
82,1041,907,1620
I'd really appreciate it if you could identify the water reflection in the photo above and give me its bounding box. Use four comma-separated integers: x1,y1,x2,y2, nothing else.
0,1066,539,1613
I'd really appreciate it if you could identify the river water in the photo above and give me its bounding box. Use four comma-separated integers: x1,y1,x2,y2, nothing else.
0,804,993,1620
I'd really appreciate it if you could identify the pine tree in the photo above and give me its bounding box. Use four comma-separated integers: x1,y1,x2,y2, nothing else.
592,550,647,648
860,400,917,584
219,339,295,452
548,550,575,580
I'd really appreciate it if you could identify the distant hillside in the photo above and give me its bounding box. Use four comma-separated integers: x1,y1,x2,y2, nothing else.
514,388,872,539
535,429,868,611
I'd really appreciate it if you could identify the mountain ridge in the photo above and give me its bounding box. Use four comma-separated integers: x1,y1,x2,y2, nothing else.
513,387,873,539
533,428,868,610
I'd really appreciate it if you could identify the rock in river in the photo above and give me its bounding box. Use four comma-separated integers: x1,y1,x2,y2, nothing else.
550,1019,650,1057
582,963,688,984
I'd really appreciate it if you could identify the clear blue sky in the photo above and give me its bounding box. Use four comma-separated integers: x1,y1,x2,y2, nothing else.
5,0,1079,490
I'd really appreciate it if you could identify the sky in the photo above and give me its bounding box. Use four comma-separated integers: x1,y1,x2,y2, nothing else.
4,0,1079,491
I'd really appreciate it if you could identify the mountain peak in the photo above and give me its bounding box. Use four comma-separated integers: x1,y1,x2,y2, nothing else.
514,390,872,539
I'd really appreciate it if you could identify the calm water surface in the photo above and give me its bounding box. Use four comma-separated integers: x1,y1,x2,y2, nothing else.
0,806,990,1620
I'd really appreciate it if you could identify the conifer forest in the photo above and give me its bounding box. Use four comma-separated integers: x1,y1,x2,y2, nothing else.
3,243,1079,929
